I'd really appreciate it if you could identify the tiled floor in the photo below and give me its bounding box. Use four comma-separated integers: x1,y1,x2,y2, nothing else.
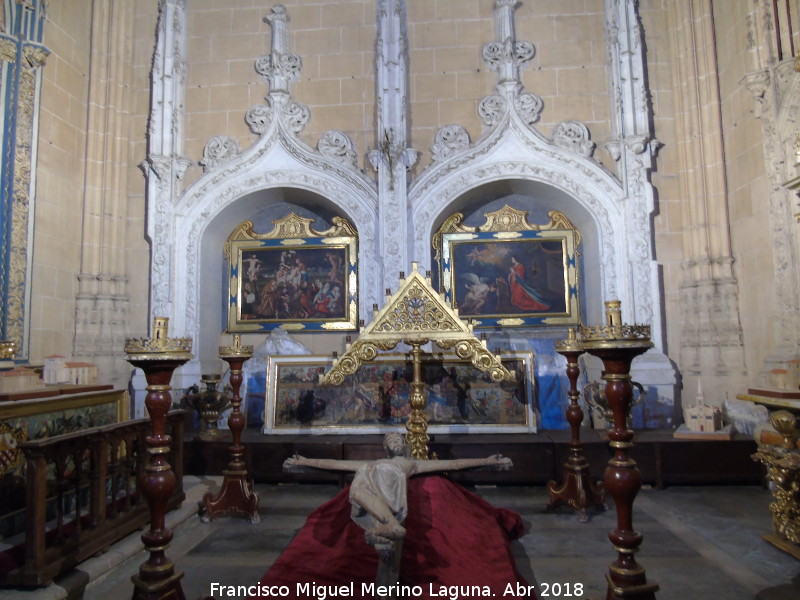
70,477,800,600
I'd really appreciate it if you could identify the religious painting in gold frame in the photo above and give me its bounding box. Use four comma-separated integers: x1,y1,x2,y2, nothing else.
434,205,581,328
264,351,536,435
225,213,358,332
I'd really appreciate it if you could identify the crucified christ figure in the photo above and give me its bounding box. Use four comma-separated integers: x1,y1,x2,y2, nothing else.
284,433,512,597
283,432,512,544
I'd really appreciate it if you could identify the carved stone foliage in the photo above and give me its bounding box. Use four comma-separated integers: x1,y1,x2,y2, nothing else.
479,95,508,128
199,136,240,172
246,104,272,135
482,37,535,75
430,125,470,163
552,121,595,158
317,130,358,168
515,92,543,127
255,51,302,87
256,4,302,94
281,101,311,134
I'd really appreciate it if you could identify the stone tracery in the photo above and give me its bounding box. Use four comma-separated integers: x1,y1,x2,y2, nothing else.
141,0,675,415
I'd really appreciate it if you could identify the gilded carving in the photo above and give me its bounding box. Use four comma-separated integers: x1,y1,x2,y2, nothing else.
321,263,513,459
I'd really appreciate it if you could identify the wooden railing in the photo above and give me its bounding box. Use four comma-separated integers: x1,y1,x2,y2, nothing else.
1,410,186,587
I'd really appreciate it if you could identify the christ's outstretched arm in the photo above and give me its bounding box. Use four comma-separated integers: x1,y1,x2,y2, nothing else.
410,454,512,475
283,455,368,473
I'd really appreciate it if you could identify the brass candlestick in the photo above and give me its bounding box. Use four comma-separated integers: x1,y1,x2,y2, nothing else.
547,328,605,521
579,301,658,600
124,317,192,600
201,335,260,523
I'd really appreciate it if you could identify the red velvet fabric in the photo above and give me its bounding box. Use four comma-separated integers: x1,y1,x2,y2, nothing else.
252,475,530,599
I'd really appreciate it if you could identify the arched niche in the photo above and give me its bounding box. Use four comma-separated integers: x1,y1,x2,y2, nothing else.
192,187,355,373
426,179,601,329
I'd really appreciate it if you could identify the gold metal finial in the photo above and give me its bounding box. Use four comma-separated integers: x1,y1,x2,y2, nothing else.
219,333,253,358
579,300,652,347
124,316,193,358
554,328,583,352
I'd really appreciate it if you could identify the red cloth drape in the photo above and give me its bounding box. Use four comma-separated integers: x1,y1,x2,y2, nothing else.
251,475,531,599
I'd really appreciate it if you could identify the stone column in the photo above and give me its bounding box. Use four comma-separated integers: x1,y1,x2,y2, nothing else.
143,0,192,323
740,1,800,376
73,0,136,387
667,0,747,394
368,0,418,295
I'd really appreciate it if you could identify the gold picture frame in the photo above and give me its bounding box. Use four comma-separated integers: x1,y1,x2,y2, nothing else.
264,351,536,434
434,205,581,328
225,213,358,332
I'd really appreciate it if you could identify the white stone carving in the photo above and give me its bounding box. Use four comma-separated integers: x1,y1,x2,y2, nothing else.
199,135,240,172
742,60,800,369
372,0,417,295
479,95,507,128
280,100,310,133
256,4,302,94
245,104,272,135
552,121,595,157
514,92,543,127
483,0,535,91
430,125,470,162
603,0,665,345
317,130,358,168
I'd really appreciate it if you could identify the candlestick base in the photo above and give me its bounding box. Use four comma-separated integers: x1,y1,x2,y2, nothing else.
546,459,605,522
131,571,186,600
201,470,261,523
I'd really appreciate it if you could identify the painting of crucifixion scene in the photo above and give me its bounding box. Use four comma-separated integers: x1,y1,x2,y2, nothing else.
230,243,356,332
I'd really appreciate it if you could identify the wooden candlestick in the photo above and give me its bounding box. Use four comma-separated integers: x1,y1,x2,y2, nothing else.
201,335,260,522
125,318,192,600
547,330,605,521
580,302,658,600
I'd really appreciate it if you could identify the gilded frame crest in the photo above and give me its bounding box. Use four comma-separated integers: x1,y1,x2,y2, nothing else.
225,213,358,332
434,205,581,328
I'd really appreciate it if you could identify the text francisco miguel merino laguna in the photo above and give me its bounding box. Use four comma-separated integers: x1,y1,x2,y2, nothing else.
209,582,538,599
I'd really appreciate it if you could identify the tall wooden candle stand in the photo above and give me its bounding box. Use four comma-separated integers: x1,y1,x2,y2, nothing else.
580,302,658,600
125,318,192,600
201,335,260,523
547,329,605,522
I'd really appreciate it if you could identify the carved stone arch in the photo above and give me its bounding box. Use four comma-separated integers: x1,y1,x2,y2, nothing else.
170,173,378,367
410,158,631,329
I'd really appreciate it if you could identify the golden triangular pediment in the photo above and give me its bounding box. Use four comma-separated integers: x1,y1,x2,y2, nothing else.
368,266,470,338
322,263,514,385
